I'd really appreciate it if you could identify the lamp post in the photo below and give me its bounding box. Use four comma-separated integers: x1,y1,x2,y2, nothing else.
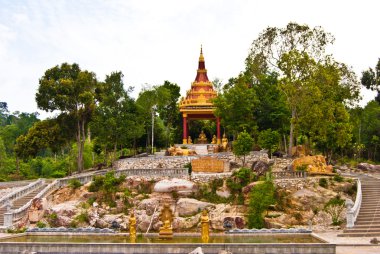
151,105,157,154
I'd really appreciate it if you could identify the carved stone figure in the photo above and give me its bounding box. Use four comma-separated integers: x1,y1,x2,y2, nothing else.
188,136,193,144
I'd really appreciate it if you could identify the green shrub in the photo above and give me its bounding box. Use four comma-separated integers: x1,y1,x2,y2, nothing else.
76,211,90,223
51,170,66,178
47,212,59,227
296,164,307,172
319,178,328,188
68,179,82,189
333,175,344,182
248,180,276,229
210,178,224,192
87,197,96,206
324,196,345,225
36,221,46,228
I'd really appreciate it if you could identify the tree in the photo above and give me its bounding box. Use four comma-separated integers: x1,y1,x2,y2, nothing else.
91,71,143,161
233,130,254,167
156,81,181,146
246,22,335,156
14,119,65,159
36,63,97,172
213,74,258,136
136,85,171,150
361,58,380,103
258,129,281,158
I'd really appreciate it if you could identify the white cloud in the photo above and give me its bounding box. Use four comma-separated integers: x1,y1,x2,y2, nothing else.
0,0,379,117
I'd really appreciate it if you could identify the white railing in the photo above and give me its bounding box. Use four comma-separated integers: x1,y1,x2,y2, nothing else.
0,179,44,207
346,179,362,228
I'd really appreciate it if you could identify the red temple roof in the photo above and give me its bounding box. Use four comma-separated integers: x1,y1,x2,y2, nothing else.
194,46,209,82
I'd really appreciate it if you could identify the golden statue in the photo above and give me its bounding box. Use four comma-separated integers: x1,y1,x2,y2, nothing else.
211,135,217,144
188,136,193,144
129,210,136,242
201,209,210,243
222,133,228,151
198,130,207,144
159,203,173,239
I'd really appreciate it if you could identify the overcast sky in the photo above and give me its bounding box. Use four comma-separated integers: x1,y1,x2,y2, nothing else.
0,0,379,118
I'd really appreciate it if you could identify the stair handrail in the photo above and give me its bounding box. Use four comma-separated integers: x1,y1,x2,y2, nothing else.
0,179,44,207
10,179,60,223
346,179,362,228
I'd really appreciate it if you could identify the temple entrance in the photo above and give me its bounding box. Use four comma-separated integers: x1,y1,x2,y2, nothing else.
179,47,221,145
187,120,217,144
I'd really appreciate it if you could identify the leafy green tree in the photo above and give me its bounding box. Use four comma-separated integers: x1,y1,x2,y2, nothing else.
214,74,258,136
248,180,276,228
91,71,143,161
361,58,380,103
258,129,281,158
136,85,171,150
233,130,254,166
246,22,335,155
14,119,65,159
36,63,97,172
156,81,181,146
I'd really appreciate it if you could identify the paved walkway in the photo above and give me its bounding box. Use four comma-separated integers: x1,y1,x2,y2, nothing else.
316,230,380,254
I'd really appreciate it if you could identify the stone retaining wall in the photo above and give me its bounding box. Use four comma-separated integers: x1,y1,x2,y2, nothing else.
115,151,270,171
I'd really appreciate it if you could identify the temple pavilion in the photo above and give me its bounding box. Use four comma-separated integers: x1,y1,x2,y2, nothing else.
179,47,221,145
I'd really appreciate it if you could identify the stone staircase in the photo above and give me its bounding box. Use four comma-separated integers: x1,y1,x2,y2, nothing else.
194,145,209,155
340,176,380,237
0,183,48,227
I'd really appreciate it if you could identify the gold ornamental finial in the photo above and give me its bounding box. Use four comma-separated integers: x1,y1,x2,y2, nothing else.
199,44,204,62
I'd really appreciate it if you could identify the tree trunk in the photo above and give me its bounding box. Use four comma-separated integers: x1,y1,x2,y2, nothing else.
288,108,296,157
76,119,85,173
283,134,287,154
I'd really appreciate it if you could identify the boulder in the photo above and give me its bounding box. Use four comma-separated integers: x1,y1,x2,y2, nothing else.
137,198,160,216
292,155,333,174
153,178,196,194
251,160,270,176
216,188,231,199
177,198,213,217
50,201,78,217
173,215,200,230
358,163,380,171
242,181,264,196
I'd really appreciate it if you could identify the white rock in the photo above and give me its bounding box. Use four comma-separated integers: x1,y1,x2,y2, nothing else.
153,178,196,193
176,198,213,217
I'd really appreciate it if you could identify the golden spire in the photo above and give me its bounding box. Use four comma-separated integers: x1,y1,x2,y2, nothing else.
199,44,204,62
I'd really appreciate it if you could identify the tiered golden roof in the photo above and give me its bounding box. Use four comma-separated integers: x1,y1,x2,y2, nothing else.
180,46,217,112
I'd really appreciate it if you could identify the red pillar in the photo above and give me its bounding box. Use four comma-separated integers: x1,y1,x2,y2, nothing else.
183,114,188,144
216,117,221,145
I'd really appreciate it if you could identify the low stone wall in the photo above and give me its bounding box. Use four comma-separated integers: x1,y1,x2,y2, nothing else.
115,151,270,171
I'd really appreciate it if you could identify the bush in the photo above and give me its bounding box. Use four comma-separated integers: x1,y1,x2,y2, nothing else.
333,174,344,182
47,212,59,227
68,179,82,189
36,221,46,228
319,178,328,188
248,180,276,229
296,164,307,172
324,196,345,225
76,211,90,223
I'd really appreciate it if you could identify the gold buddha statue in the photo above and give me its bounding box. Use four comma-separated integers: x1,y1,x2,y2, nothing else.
211,135,217,144
188,136,193,144
129,211,136,242
159,204,173,239
222,133,228,151
201,209,210,243
198,130,207,144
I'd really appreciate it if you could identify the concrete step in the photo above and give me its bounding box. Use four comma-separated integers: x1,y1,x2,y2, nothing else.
338,232,380,237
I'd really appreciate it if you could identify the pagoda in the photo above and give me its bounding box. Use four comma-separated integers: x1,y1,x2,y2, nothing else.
179,46,221,144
